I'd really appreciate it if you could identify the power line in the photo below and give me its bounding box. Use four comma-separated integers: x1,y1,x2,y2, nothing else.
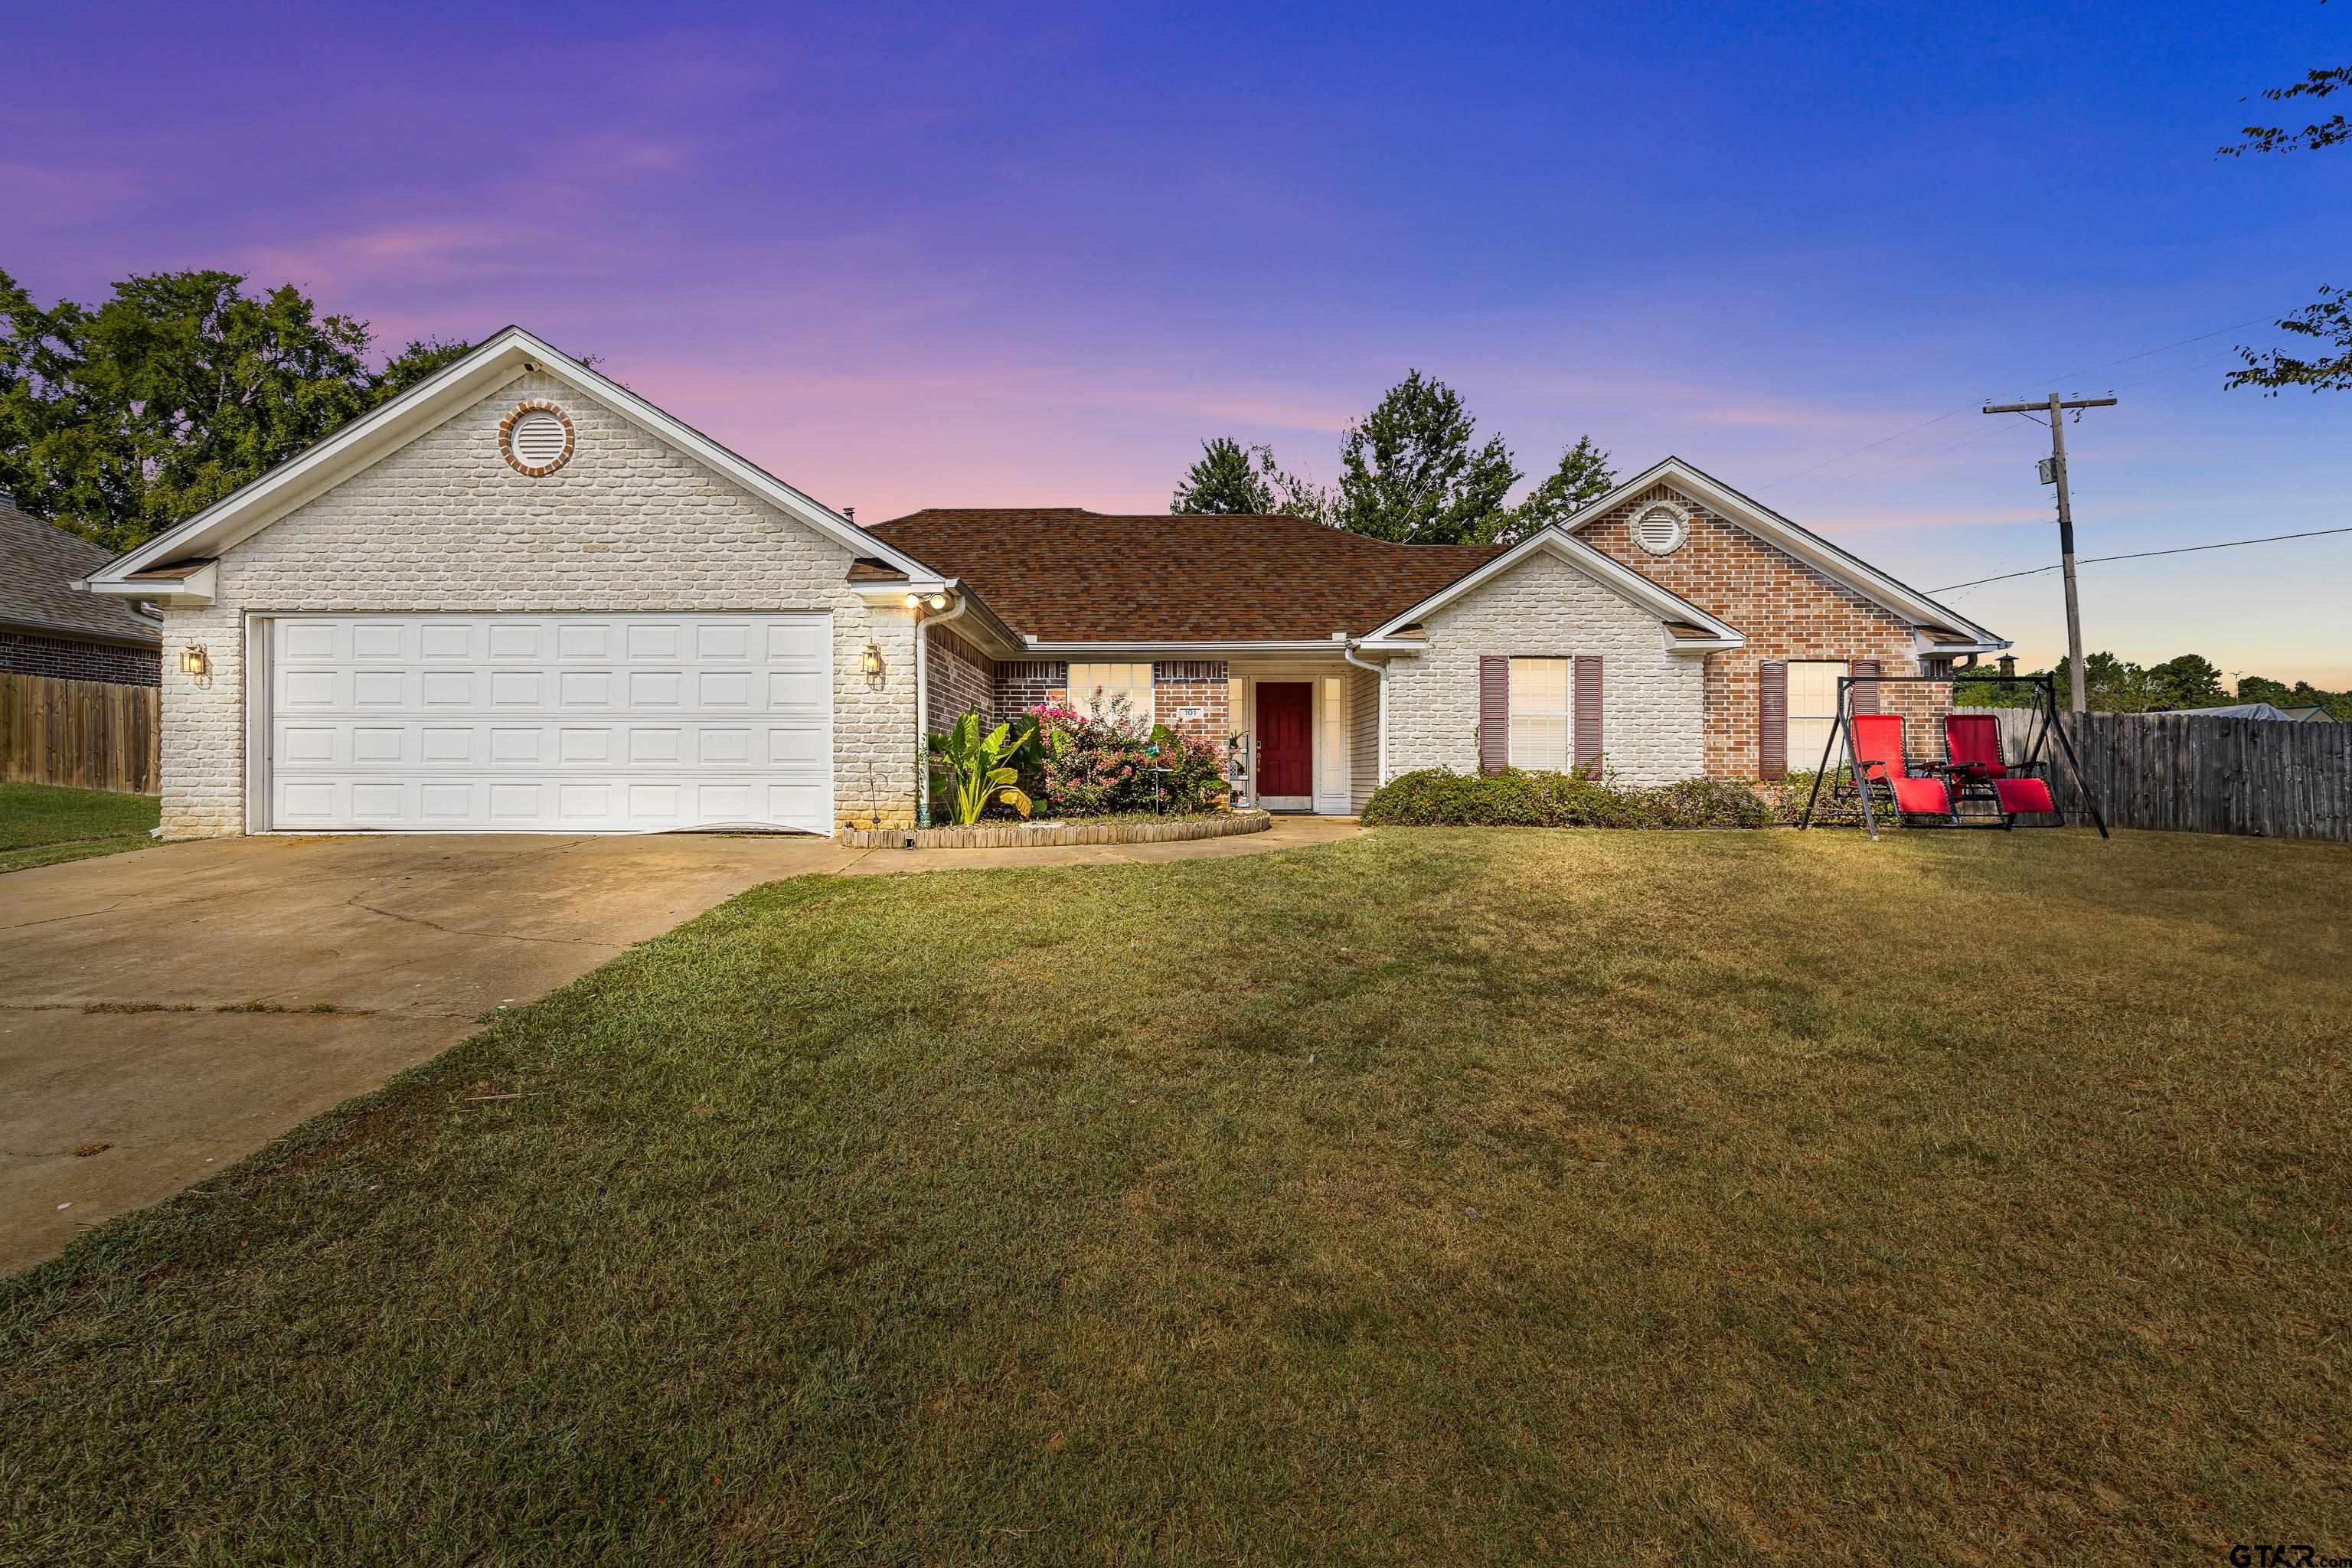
1931,525,2352,592
1769,312,2282,485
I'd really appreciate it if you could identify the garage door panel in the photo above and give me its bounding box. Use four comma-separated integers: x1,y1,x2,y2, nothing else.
268,614,833,833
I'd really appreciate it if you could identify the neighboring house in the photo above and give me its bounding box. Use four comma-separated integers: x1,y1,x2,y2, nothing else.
0,494,162,686
76,328,2006,838
2165,702,2336,723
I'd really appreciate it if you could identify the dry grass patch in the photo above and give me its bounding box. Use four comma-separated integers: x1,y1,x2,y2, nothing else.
2,828,2347,1565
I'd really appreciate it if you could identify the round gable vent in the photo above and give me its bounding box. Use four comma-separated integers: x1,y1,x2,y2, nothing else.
499,401,575,476
1632,501,1690,556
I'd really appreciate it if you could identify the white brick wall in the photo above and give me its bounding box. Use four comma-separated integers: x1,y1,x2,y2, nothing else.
158,371,919,837
1383,550,1706,786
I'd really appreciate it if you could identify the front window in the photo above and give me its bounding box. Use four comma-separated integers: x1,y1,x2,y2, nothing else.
1508,657,1572,771
1067,662,1155,730
1786,660,1847,771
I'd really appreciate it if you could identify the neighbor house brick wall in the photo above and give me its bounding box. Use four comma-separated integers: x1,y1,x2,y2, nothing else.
926,626,995,734
1578,483,1942,778
0,631,161,687
1383,550,1705,786
1153,660,1228,743
159,370,920,838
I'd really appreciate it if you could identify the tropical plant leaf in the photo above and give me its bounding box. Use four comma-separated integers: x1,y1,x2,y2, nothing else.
993,786,1034,818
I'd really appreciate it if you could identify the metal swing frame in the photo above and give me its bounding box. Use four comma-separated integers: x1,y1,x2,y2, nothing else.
1795,671,2109,841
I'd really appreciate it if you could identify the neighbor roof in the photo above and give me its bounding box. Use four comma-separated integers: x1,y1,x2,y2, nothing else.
0,499,161,648
864,509,1506,643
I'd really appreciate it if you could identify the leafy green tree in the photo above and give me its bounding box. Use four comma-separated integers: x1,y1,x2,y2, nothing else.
0,271,488,552
1170,436,1334,524
2145,653,2227,709
2221,40,2352,392
1486,434,1615,545
1171,436,1272,514
1334,369,1519,544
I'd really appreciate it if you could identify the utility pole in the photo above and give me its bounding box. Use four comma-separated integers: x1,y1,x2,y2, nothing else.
1982,394,2117,714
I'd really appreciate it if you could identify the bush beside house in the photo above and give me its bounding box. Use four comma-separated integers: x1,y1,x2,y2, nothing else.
926,699,1230,824
1361,767,1770,829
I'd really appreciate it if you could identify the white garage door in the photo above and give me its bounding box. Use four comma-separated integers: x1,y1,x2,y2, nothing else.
265,614,833,833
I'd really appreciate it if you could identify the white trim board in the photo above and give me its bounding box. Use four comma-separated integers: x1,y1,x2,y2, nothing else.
84,327,939,598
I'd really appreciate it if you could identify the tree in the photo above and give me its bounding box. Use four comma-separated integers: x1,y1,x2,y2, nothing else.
2145,653,2227,709
2221,37,2352,393
1334,369,1519,544
0,270,487,552
1485,434,1615,545
1171,436,1272,514
1169,436,1335,523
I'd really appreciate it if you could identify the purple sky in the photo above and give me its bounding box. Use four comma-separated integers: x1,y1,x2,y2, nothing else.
11,2,2349,684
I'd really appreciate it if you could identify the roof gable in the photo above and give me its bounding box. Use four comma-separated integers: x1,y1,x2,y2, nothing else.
1363,526,1744,648
84,328,938,595
1565,457,2006,648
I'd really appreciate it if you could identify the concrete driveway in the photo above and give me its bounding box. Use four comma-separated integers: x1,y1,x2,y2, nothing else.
2,817,1361,1274
1,832,853,1273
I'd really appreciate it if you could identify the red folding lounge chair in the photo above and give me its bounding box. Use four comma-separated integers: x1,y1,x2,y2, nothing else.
1850,714,1956,823
1942,714,2057,822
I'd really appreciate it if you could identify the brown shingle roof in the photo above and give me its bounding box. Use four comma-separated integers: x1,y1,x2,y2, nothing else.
864,508,1504,642
0,500,162,647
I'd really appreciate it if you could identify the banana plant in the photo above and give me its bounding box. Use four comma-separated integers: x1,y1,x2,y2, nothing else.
926,711,1037,825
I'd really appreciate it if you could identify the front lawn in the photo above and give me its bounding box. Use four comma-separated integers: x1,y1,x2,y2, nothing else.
5,829,2347,1563
0,781,158,874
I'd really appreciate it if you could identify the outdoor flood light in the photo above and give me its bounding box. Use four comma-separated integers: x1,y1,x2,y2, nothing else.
903,592,922,609
926,593,949,611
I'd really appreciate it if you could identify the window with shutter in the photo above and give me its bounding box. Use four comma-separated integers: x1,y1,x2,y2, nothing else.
1508,657,1571,770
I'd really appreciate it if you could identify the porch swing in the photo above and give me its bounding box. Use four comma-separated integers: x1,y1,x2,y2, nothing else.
1795,670,2109,841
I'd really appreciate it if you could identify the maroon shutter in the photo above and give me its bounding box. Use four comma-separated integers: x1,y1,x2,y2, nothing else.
1478,656,1509,774
1758,660,1788,779
1574,655,1603,776
1849,658,1882,716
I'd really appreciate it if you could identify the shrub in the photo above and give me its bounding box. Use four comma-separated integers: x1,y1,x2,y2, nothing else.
1026,697,1228,818
1360,767,1770,829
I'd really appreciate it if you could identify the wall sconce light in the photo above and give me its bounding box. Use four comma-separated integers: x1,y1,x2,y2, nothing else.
180,644,210,677
859,642,884,675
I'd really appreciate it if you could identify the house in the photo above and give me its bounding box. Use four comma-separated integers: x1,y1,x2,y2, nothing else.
1,494,162,686
76,328,2006,838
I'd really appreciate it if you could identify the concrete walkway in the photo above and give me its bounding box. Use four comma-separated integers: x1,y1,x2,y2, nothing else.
1,815,1358,1272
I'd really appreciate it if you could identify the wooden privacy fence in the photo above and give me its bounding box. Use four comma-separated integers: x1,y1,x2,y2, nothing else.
1,672,162,795
1953,707,2350,843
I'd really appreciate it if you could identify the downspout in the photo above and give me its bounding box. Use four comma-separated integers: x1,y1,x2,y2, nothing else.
913,582,974,828
1342,639,1387,795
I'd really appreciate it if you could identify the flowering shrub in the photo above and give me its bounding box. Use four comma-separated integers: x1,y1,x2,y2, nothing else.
1026,697,1228,816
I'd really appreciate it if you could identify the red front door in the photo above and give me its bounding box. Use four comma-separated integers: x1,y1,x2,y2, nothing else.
1257,683,1313,799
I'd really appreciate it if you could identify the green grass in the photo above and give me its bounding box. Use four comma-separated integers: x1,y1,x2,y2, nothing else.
0,781,158,873
5,828,2348,1564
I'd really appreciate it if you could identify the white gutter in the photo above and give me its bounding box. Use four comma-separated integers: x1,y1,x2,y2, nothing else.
913,582,976,826
1341,638,1389,790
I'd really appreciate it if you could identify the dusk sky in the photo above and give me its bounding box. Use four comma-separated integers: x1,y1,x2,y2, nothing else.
11,2,2347,684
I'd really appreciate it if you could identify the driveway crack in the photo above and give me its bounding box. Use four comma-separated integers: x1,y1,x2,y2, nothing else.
342,895,617,948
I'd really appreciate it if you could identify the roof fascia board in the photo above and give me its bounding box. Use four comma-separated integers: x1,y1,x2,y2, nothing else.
1364,527,1743,644
1017,639,1365,655
1567,457,2005,645
88,327,940,586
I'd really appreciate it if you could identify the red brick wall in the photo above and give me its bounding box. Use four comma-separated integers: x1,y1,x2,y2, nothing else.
995,659,1065,716
925,626,995,735
0,631,162,687
1581,485,1945,778
1152,660,1230,744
